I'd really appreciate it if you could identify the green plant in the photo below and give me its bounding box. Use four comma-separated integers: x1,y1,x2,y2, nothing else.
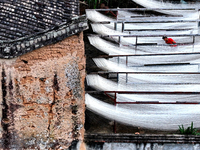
178,122,199,135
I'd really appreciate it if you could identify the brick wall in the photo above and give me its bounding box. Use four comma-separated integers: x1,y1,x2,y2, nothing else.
0,32,86,149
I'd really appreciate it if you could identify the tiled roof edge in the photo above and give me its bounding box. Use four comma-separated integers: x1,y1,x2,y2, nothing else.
0,15,88,59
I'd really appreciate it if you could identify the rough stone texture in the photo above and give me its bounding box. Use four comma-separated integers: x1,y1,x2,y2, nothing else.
0,32,85,149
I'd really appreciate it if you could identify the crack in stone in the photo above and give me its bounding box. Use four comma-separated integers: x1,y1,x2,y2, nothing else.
1,66,11,149
48,73,59,135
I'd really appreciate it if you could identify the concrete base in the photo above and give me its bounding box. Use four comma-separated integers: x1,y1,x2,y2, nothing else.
86,143,200,150
85,134,200,150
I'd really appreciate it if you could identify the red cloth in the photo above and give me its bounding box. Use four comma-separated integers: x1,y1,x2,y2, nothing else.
165,38,177,47
166,38,175,44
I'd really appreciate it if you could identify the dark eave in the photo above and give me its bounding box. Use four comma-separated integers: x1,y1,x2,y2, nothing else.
0,0,89,58
0,0,80,40
0,15,88,59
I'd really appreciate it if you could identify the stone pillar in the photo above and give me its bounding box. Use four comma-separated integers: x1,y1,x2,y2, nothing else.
0,33,85,149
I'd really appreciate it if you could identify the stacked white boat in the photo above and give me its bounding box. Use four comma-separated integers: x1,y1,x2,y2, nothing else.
85,0,200,130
